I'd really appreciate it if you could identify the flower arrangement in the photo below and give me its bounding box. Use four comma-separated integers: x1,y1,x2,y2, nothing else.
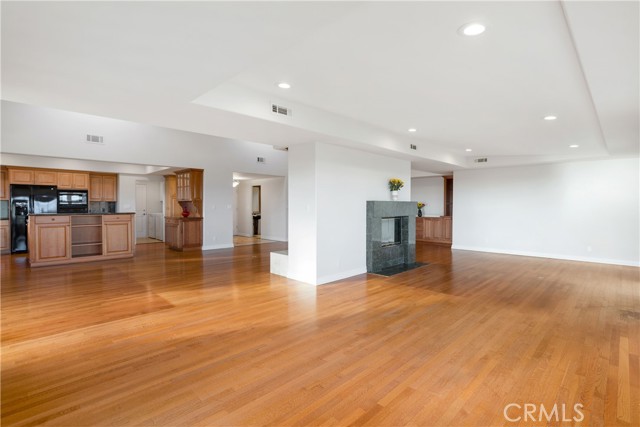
417,202,425,209
388,178,404,191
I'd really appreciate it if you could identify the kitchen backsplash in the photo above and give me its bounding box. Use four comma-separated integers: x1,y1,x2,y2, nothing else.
89,201,116,214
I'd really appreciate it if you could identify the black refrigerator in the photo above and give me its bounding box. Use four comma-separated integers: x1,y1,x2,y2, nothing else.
10,185,58,253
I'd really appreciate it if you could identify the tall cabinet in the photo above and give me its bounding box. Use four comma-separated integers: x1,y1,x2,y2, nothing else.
164,169,204,251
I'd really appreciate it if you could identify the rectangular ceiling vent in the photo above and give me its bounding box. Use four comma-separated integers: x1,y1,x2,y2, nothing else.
410,144,417,150
271,103,292,117
257,157,266,163
85,134,104,144
474,157,488,163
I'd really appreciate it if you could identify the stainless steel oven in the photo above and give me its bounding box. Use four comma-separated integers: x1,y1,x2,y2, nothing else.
57,190,88,213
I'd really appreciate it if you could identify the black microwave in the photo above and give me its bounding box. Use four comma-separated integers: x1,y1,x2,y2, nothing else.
58,190,88,213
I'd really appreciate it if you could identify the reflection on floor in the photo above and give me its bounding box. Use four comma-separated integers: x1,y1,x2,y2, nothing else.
136,237,163,245
233,235,275,247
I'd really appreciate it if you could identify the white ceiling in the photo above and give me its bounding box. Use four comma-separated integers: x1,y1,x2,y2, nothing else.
2,1,638,174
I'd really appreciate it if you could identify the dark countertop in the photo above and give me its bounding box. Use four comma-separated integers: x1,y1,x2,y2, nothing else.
30,212,135,216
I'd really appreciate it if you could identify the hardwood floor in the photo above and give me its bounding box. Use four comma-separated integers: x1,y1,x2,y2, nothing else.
1,243,638,426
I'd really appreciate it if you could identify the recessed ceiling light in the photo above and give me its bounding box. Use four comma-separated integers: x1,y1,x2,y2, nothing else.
459,23,486,36
277,82,291,89
543,115,557,121
465,148,473,152
569,144,579,148
408,128,417,133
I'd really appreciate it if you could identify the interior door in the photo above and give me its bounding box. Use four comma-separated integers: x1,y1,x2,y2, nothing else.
135,183,147,238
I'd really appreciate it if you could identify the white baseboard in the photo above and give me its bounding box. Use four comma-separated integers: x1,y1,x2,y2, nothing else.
451,245,640,267
202,244,234,251
261,235,288,242
316,267,368,286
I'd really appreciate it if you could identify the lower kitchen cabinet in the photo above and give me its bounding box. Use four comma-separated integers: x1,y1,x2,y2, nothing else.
165,217,203,251
29,215,71,264
415,216,452,245
103,215,133,255
28,213,135,267
0,220,9,254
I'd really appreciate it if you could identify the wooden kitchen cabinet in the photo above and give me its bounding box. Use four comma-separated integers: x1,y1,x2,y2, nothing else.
103,214,133,255
165,217,202,251
58,172,90,189
29,215,71,264
0,168,8,200
0,220,9,254
163,175,183,218
34,170,58,186
175,169,203,216
29,213,134,267
415,216,452,245
8,168,34,185
90,174,117,202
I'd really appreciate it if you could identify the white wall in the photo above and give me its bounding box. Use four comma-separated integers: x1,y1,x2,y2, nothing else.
288,142,411,285
453,157,640,266
411,176,444,216
234,177,288,241
288,143,317,284
1,101,288,249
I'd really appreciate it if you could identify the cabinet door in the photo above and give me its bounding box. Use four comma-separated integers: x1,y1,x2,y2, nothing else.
57,172,73,189
103,216,132,255
0,169,8,200
182,220,203,248
34,170,57,186
89,175,103,201
0,221,9,252
415,218,425,241
73,173,90,190
165,219,180,249
432,218,444,239
443,217,452,241
34,224,70,262
102,176,117,201
176,173,185,201
9,169,34,185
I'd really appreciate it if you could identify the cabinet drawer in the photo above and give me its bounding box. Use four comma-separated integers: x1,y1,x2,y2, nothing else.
34,215,70,224
103,215,130,222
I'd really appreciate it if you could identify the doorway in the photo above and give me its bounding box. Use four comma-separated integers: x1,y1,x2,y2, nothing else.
135,183,147,239
232,173,287,247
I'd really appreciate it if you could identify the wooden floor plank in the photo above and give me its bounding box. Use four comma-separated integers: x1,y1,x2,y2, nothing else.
1,242,639,426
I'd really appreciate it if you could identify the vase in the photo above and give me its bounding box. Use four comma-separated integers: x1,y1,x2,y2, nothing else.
181,207,190,218
418,208,423,217
390,190,399,201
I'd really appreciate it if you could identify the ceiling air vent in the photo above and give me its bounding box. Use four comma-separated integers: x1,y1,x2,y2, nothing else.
257,157,266,163
271,103,292,116
474,157,488,163
410,144,417,150
273,146,289,151
85,134,104,144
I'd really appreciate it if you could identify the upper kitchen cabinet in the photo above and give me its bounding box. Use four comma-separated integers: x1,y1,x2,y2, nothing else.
8,168,35,185
89,174,117,202
0,167,8,200
8,167,58,185
34,170,58,186
175,169,203,216
163,175,183,218
57,172,89,190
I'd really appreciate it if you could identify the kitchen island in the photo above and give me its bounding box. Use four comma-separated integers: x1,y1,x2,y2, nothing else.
28,213,135,267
